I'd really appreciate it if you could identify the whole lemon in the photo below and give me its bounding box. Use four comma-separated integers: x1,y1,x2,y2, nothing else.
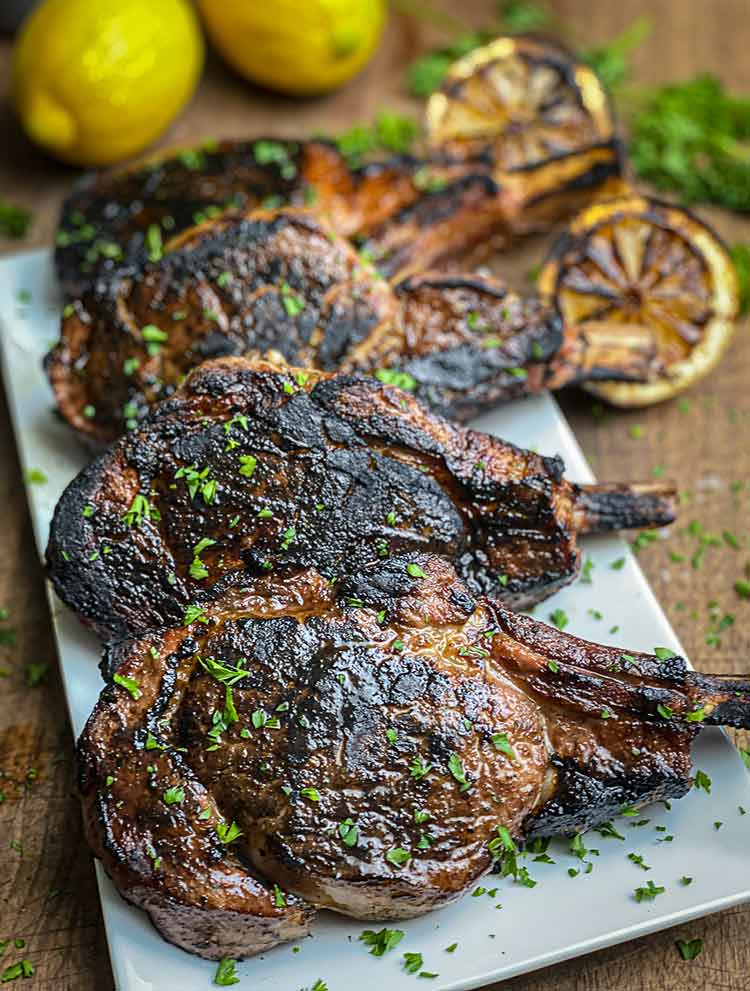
11,0,204,167
198,0,386,97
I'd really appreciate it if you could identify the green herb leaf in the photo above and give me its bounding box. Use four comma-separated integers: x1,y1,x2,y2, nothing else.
213,957,240,985
0,199,32,238
549,608,569,630
216,820,242,844
634,879,665,902
676,937,704,961
359,927,404,956
694,769,712,793
447,752,471,791
386,847,411,867
376,368,417,391
113,672,141,700
490,732,516,760
630,74,750,211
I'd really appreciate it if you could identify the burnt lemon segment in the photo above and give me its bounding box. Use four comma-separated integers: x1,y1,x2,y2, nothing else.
539,194,739,407
425,36,615,171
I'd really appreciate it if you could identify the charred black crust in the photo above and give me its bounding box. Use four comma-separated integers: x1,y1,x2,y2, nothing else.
47,361,586,641
523,752,692,838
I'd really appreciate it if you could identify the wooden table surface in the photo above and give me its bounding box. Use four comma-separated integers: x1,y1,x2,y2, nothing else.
1,1,749,988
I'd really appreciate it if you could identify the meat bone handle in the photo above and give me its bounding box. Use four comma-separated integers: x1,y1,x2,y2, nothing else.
574,481,678,534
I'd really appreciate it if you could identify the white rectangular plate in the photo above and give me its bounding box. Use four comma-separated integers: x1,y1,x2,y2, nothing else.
2,248,749,991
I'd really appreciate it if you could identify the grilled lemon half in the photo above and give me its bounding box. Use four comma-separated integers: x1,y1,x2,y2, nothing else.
538,194,739,406
425,36,614,171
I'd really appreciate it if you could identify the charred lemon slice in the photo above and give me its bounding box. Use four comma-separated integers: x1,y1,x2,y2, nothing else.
538,195,739,406
425,36,614,170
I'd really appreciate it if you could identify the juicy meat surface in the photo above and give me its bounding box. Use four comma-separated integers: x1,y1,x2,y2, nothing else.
78,556,750,960
47,209,659,446
47,359,676,642
54,137,626,296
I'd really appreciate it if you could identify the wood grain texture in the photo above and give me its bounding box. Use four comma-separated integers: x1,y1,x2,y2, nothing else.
0,1,748,988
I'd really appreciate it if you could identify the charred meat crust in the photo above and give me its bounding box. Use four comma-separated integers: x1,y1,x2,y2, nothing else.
46,209,566,446
47,207,663,448
46,210,400,446
47,359,674,642
78,557,750,958
54,136,625,297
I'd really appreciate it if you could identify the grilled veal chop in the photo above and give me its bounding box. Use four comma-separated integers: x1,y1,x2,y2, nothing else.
47,358,676,642
79,555,750,959
55,136,626,295
47,209,658,446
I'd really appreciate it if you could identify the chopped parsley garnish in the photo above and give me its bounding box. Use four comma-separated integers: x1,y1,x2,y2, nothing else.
24,468,47,485
238,454,257,478
163,786,185,805
634,880,665,902
359,927,404,956
694,770,712,793
632,531,659,553
627,852,651,871
630,74,750,211
0,199,32,238
386,728,398,744
409,755,433,780
656,704,673,720
676,937,704,961
490,733,516,760
280,526,296,551
0,960,34,982
199,655,248,686
189,537,216,580
685,706,706,723
141,323,167,356
175,464,217,504
216,820,242,845
25,662,49,687
403,951,427,975
596,821,625,840
280,281,305,317
610,557,626,570
213,957,240,985
447,752,471,791
300,787,320,803
338,818,359,847
654,646,676,661
183,604,209,626
113,672,141,700
375,368,417,391
334,112,418,168
250,708,280,730
406,563,426,578
273,884,286,907
549,608,569,630
386,847,411,867
122,492,160,527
